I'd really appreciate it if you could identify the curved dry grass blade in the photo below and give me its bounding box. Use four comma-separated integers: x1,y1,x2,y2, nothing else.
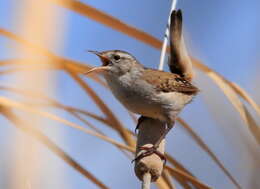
205,71,260,144
165,154,194,177
177,118,242,189
230,82,260,116
0,96,134,152
67,110,104,134
0,107,109,189
161,170,176,189
0,29,105,86
0,85,122,133
65,68,135,147
48,0,163,49
164,154,197,189
165,166,212,189
155,177,172,189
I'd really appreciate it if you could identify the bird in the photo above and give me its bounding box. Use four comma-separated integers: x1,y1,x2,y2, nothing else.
85,10,198,162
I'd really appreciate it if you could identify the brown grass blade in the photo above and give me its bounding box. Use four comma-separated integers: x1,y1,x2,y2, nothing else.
0,107,109,189
0,85,110,127
0,96,134,152
0,29,105,86
0,85,133,141
48,0,163,49
165,166,212,189
177,118,242,189
161,170,176,189
205,71,260,144
155,177,172,189
164,155,200,189
165,154,194,177
230,82,260,116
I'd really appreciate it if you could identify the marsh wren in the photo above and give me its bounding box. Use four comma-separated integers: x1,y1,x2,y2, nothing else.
85,10,198,161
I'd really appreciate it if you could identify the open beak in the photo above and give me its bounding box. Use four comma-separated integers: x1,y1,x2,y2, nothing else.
85,50,111,75
84,66,109,75
88,50,110,66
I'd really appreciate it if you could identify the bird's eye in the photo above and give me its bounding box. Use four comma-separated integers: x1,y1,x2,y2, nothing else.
113,54,121,61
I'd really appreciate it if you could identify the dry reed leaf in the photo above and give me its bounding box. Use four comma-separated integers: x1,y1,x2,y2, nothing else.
164,154,200,188
161,170,176,189
0,85,110,128
155,177,172,189
49,1,259,130
3,85,137,158
48,0,163,49
230,82,260,116
0,96,134,152
0,29,104,86
206,71,260,144
165,166,212,189
0,107,109,189
0,85,136,157
177,118,242,189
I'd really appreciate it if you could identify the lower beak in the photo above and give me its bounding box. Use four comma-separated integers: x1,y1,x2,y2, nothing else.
84,66,109,75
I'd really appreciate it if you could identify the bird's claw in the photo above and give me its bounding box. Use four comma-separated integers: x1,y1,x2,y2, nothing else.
132,146,166,165
134,125,139,135
135,116,147,134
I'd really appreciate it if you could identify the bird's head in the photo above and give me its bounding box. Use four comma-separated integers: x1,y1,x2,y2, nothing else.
85,50,141,76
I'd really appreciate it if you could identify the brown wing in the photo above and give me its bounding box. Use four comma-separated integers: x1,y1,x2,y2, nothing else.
142,69,199,95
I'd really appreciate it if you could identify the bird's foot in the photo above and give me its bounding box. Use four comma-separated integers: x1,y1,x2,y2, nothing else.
132,146,166,165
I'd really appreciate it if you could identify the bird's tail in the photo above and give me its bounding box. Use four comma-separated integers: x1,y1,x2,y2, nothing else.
168,10,194,81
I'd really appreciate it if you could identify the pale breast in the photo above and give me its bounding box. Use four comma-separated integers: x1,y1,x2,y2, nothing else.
104,72,194,122
104,72,167,119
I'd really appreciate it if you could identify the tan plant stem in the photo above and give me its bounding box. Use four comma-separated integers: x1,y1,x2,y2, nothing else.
159,0,178,70
134,119,166,184
142,173,152,189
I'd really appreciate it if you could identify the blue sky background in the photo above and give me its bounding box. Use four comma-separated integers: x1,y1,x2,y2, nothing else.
0,0,259,189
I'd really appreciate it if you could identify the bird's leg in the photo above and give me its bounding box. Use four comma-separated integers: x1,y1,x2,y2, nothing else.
133,121,174,164
154,121,174,149
135,116,147,134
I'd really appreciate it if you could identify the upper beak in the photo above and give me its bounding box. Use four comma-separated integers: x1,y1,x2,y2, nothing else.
88,50,110,66
85,50,111,75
